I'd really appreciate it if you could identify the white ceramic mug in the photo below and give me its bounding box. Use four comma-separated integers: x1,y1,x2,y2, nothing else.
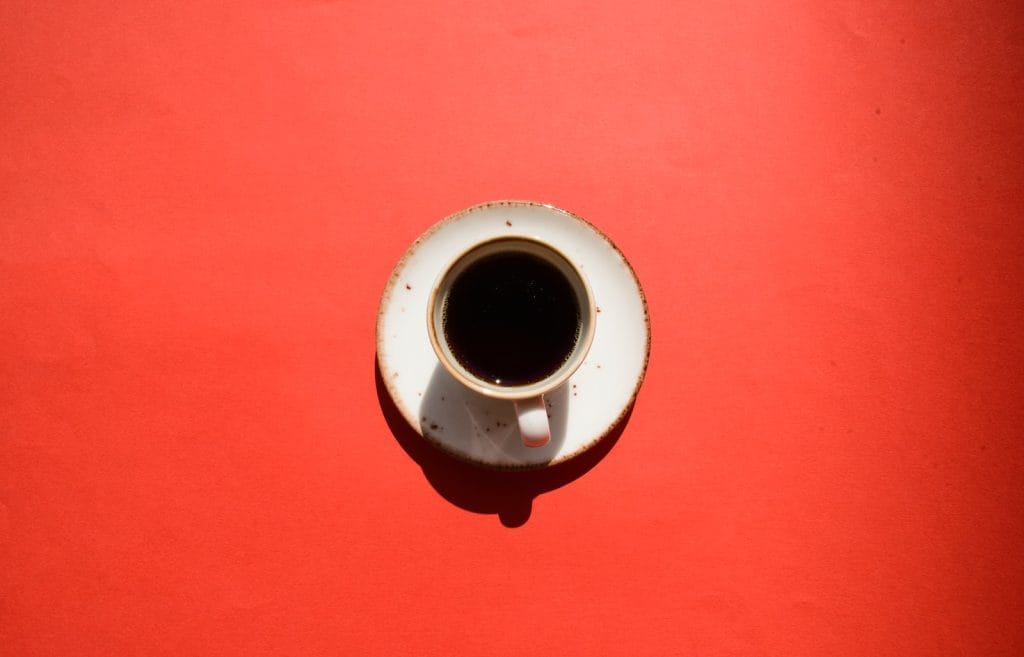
427,235,596,447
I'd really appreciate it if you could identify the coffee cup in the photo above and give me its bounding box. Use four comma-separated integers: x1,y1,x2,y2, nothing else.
427,235,596,447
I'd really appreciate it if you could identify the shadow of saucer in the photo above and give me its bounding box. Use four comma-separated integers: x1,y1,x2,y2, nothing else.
375,357,632,527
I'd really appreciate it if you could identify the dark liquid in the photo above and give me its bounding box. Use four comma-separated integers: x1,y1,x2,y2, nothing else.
443,251,581,386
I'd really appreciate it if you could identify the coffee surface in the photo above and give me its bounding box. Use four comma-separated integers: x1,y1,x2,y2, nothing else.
443,251,580,386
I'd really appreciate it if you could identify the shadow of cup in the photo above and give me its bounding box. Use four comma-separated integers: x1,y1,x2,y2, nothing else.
375,356,632,527
415,362,570,469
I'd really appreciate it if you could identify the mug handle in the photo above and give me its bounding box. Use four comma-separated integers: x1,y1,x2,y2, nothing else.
514,396,550,448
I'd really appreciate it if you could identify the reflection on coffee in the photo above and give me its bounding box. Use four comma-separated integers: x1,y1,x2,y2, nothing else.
443,251,580,386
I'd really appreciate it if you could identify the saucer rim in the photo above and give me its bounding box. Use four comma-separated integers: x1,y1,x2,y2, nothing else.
375,200,651,470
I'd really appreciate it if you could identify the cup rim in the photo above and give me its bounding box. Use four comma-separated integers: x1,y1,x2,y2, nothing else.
426,234,596,400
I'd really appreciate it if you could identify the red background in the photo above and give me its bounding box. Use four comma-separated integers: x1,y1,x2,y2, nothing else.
2,2,1022,655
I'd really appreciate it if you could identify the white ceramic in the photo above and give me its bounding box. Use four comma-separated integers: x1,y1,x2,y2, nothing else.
426,235,597,448
376,201,650,469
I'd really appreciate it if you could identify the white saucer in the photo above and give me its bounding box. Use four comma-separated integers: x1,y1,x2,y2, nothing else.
376,201,650,469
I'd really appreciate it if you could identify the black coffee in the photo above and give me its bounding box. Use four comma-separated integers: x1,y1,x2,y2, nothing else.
443,251,581,386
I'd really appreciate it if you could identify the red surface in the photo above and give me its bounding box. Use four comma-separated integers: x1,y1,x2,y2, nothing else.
2,2,1022,655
